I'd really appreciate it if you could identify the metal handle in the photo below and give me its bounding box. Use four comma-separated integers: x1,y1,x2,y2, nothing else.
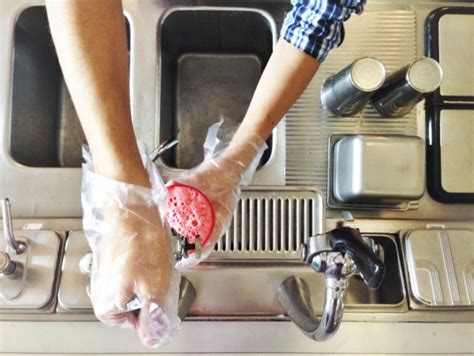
327,227,385,289
0,250,24,280
1,199,26,255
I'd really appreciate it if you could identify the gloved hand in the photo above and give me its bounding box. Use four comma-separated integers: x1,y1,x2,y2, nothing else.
172,119,267,269
81,147,181,348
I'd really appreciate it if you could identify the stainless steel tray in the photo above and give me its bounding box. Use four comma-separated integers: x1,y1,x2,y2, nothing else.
402,229,474,309
0,230,61,313
327,134,420,211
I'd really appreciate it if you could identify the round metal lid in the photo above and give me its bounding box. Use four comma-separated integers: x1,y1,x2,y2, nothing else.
350,57,386,92
407,57,443,93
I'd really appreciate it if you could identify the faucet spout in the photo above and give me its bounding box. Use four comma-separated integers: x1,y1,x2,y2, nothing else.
278,226,384,342
277,259,352,341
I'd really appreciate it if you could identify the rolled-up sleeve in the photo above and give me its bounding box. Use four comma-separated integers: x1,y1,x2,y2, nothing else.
281,0,366,61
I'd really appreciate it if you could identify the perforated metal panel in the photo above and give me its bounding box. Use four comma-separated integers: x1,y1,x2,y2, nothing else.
213,188,324,259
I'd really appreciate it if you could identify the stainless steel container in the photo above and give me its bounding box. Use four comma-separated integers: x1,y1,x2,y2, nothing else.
321,57,386,117
403,229,474,309
332,135,425,204
371,57,443,117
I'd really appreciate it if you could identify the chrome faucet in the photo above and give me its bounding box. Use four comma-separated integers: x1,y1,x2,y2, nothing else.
0,198,26,281
1,199,26,254
277,226,385,341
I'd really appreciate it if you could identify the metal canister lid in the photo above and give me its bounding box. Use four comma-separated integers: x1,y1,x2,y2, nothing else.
407,57,443,93
350,57,386,92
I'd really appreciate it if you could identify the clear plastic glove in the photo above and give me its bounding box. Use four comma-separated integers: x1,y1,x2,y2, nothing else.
172,118,267,269
81,147,181,348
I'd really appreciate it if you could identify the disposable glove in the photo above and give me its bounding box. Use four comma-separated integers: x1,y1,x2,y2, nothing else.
172,119,267,269
81,147,181,347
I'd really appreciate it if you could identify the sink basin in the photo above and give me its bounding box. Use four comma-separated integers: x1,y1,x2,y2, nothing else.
158,8,274,170
10,7,129,168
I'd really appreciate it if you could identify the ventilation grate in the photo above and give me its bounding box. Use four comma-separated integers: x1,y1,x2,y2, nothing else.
212,188,323,259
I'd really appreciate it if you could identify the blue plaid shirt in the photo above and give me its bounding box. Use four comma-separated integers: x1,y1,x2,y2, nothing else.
282,0,366,61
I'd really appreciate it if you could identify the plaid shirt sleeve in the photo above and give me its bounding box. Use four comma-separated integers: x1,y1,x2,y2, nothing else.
281,0,366,61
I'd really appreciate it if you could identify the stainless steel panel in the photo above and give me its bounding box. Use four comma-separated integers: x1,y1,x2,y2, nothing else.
371,58,443,118
58,233,406,316
403,229,474,308
439,14,474,97
440,110,474,193
213,187,323,258
286,10,418,187
174,53,262,169
332,135,425,205
9,7,120,168
157,7,283,185
0,230,61,312
57,231,91,312
3,2,472,219
327,135,420,211
321,57,386,117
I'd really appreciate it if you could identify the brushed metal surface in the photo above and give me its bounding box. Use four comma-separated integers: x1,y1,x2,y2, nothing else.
440,110,474,193
327,134,420,211
403,229,474,308
371,58,443,117
158,8,274,170
439,14,474,96
286,10,418,188
175,53,263,169
332,135,425,204
157,6,285,186
320,57,386,117
0,230,61,312
213,187,323,258
58,232,406,316
57,231,90,312
1,2,472,219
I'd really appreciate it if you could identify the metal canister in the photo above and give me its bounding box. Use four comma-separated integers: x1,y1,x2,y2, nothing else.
371,57,443,118
321,57,386,117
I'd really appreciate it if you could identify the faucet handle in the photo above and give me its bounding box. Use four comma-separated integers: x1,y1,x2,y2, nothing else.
1,199,27,255
328,227,385,289
0,251,24,280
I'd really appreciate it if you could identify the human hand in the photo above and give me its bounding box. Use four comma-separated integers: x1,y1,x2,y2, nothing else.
171,119,267,269
81,148,181,348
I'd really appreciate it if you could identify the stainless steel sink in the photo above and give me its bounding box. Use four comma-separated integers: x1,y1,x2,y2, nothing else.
57,189,406,316
158,9,274,169
156,6,286,185
1,0,474,353
10,7,129,168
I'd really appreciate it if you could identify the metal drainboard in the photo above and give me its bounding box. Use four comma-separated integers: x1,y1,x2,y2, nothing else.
286,10,417,189
212,188,324,259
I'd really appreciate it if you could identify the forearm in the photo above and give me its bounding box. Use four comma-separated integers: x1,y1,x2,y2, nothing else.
225,39,319,163
228,0,366,163
46,0,148,186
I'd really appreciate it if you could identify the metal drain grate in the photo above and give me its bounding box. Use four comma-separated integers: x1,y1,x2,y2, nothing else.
212,188,323,259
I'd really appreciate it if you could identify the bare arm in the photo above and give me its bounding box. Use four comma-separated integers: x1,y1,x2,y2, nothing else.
228,0,366,158
46,0,148,187
225,39,320,160
46,1,180,347
242,39,319,139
